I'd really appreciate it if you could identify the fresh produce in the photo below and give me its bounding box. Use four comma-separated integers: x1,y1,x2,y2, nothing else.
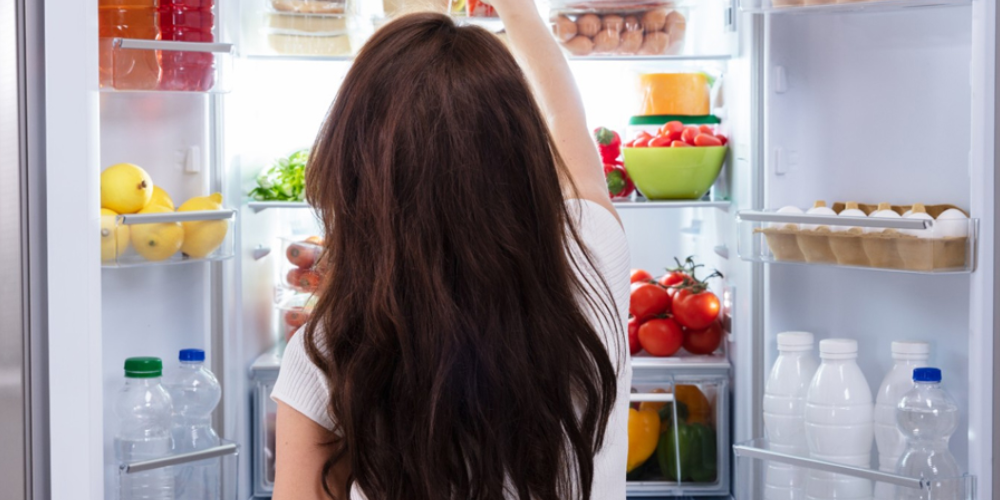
130,205,184,262
627,407,661,473
673,284,721,330
627,121,727,149
630,268,653,284
594,127,635,200
683,321,724,356
671,385,711,425
628,317,642,355
629,283,671,320
178,193,229,258
552,7,685,57
100,208,130,262
594,127,622,163
101,163,153,214
249,149,309,202
287,241,320,269
657,420,717,482
638,318,683,356
148,186,175,210
284,307,309,329
281,294,318,342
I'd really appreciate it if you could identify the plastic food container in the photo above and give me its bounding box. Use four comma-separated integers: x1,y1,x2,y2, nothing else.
638,73,711,116
250,350,281,497
622,146,727,200
276,292,316,343
550,3,687,57
625,115,721,143
277,235,325,293
270,0,345,14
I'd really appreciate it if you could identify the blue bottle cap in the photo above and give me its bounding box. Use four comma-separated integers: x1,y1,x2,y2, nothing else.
913,367,942,382
179,349,205,362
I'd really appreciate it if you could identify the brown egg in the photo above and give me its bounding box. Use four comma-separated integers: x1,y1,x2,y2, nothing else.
576,13,601,38
638,31,669,55
563,35,594,56
592,30,620,53
552,15,578,42
623,15,642,31
665,10,686,54
617,29,643,54
641,7,668,32
602,15,624,33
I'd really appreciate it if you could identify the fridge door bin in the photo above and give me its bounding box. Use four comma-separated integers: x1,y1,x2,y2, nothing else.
277,235,325,294
101,38,235,93
250,350,282,496
738,0,970,14
734,438,976,500
737,210,977,274
627,364,730,497
102,209,237,268
117,439,240,500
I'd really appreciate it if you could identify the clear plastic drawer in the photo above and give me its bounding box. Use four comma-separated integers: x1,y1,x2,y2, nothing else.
102,209,237,268
116,439,240,500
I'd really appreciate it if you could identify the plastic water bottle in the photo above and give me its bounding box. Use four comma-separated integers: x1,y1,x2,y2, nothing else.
896,368,963,500
115,357,175,500
873,342,929,500
763,332,819,500
167,349,222,500
99,0,160,90
804,339,874,500
158,0,216,91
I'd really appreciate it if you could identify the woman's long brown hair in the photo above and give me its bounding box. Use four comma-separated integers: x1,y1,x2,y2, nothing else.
303,12,620,500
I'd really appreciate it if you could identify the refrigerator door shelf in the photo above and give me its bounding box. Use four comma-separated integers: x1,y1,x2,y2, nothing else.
101,38,235,93
737,210,977,274
246,199,732,213
734,438,976,499
250,350,282,497
102,209,237,268
117,439,240,500
739,0,970,15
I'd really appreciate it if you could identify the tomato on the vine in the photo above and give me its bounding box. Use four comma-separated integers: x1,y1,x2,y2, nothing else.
658,271,690,295
638,318,684,357
628,317,642,355
629,283,671,320
683,321,724,355
630,269,653,284
673,288,721,330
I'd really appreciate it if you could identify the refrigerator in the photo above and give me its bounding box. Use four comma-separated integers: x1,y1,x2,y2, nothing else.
23,0,999,498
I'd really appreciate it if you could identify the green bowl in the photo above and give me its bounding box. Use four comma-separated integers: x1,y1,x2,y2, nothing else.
622,146,728,200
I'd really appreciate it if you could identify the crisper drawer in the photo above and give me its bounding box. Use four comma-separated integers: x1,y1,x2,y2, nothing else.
250,350,282,497
627,363,731,497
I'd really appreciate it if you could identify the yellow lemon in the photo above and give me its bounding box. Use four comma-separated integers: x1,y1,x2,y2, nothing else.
130,205,184,262
147,185,175,210
178,192,228,258
101,163,154,214
100,208,130,263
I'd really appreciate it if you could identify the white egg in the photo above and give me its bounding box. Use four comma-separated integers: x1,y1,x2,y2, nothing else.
802,201,836,231
935,208,969,238
865,202,901,234
833,202,867,233
901,204,935,239
772,205,803,230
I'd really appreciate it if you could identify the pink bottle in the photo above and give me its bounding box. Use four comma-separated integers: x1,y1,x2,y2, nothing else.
158,0,215,91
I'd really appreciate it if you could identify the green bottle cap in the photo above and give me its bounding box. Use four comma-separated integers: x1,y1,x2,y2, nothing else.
124,357,162,378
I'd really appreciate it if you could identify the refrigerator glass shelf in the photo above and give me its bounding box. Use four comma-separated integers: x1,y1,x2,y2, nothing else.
740,0,971,14
102,209,237,269
117,439,240,500
737,210,977,274
247,199,730,213
100,38,235,93
734,438,976,499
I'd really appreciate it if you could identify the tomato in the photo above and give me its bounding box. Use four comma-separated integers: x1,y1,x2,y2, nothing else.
694,133,723,147
671,140,690,148
624,139,636,148
631,269,653,284
633,137,650,148
658,271,691,295
681,126,701,145
284,307,310,329
287,241,318,269
649,136,673,148
683,321,724,355
630,283,671,320
698,124,715,135
715,133,728,146
673,289,721,330
638,318,684,357
628,317,642,355
659,121,685,138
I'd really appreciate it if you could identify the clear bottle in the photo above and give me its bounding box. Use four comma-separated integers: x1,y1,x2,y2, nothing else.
896,368,963,500
115,357,175,500
763,332,819,500
872,342,929,500
804,339,873,500
167,349,222,500
158,0,216,91
99,0,160,90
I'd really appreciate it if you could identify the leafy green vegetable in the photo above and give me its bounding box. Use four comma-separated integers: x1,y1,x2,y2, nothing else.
249,149,309,202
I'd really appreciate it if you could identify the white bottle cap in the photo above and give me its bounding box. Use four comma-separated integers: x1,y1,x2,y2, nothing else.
777,331,814,352
819,338,858,359
891,341,930,359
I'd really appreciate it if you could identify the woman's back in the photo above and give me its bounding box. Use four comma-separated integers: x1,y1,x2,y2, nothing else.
271,9,631,500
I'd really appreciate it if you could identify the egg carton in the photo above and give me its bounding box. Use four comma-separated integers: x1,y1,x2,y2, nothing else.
750,203,973,272
550,4,687,57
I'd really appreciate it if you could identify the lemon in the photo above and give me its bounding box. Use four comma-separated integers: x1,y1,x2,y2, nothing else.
178,193,228,258
130,205,184,262
100,208,130,263
147,185,175,210
101,163,153,214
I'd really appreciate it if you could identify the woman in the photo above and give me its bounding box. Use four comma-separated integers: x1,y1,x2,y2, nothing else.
270,0,632,497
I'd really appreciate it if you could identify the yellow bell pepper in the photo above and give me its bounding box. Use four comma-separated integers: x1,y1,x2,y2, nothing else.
627,407,661,472
639,385,712,426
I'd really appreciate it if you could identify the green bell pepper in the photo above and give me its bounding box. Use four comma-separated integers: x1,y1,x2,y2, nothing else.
656,421,717,483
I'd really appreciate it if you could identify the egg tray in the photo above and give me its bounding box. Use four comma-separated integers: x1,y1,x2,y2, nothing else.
550,5,687,57
753,203,970,272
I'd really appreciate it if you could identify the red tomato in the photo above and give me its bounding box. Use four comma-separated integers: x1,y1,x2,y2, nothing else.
671,140,690,148
698,124,715,135
681,126,701,145
638,318,684,357
624,139,636,148
658,271,691,294
649,136,673,148
630,283,671,320
633,137,650,148
631,269,653,284
715,133,728,146
683,321,724,355
287,242,318,269
660,121,685,138
694,133,723,147
673,289,721,330
628,317,642,355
